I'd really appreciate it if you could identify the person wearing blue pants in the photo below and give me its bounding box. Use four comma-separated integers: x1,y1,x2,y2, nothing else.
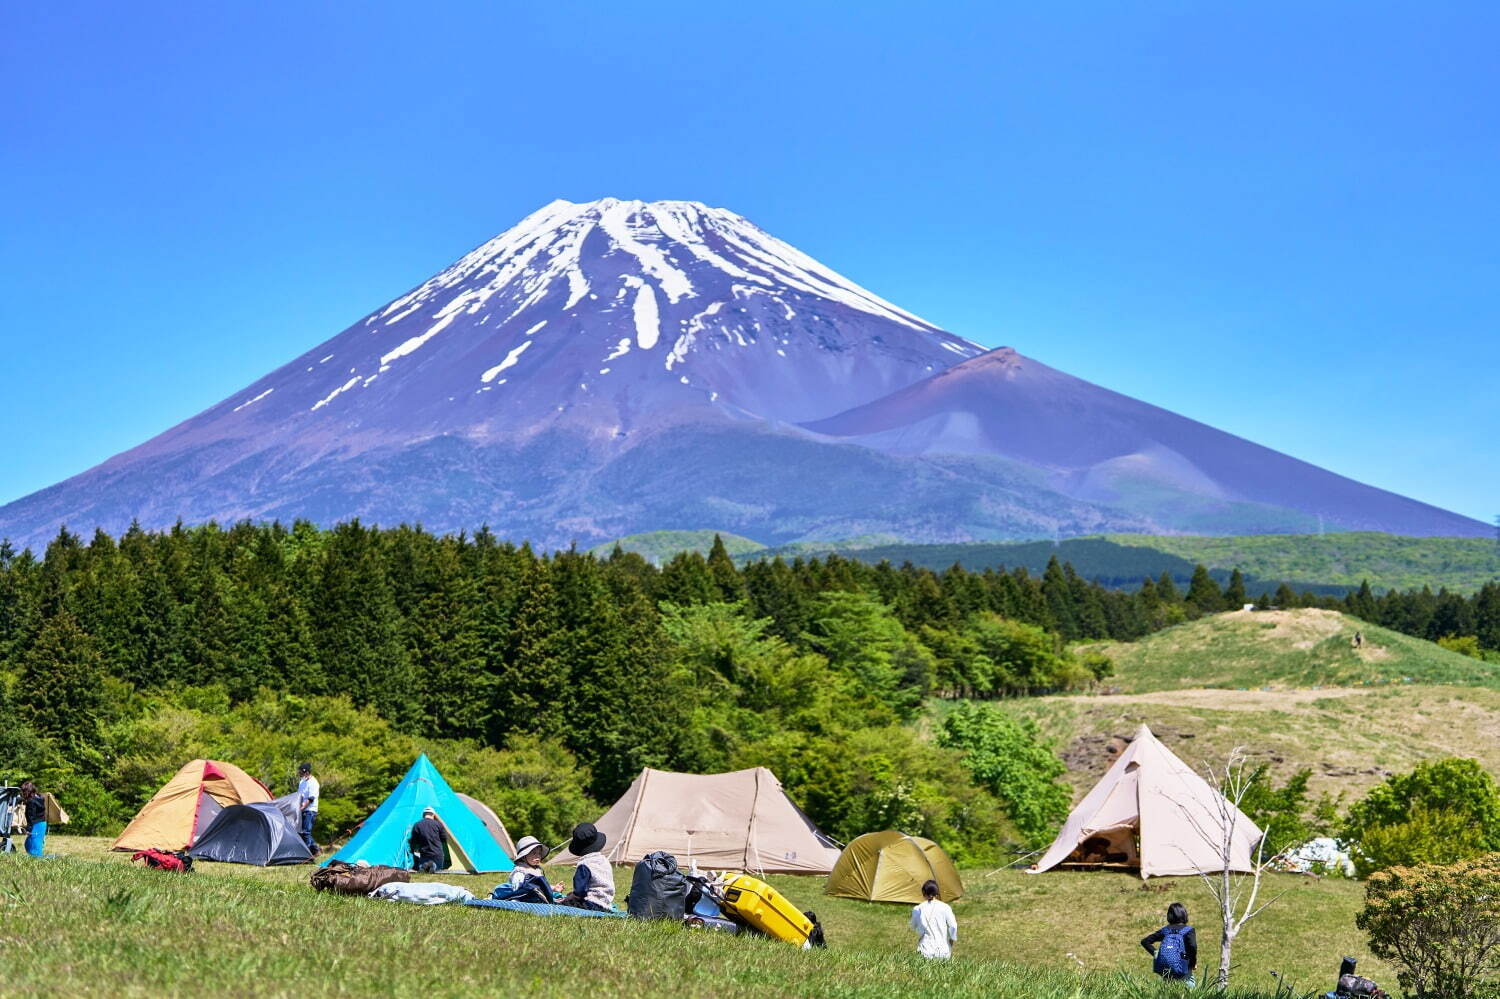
20,781,46,857
297,762,320,855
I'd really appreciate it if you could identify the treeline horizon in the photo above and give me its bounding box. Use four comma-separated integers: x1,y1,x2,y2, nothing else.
0,519,1494,852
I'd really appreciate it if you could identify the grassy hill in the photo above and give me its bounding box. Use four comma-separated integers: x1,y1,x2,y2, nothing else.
745,532,1499,594
1083,608,1499,693
27,838,1382,997
985,609,1500,801
586,530,766,564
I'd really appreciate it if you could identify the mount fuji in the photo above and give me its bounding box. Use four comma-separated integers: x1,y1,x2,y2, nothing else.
0,198,1487,551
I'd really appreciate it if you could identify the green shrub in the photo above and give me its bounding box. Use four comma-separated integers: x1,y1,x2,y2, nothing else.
1352,806,1487,879
1343,758,1500,875
937,702,1072,848
1356,853,1500,998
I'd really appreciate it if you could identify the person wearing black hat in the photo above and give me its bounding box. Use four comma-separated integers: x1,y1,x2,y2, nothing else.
561,822,614,912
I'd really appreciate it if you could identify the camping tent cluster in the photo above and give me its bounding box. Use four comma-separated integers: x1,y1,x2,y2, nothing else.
108,725,1258,890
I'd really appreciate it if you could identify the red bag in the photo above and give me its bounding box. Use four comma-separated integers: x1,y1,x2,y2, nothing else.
131,849,192,872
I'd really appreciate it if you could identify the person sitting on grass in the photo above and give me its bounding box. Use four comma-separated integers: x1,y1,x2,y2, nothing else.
1141,901,1197,988
501,835,561,903
560,822,614,912
909,878,957,959
409,807,446,873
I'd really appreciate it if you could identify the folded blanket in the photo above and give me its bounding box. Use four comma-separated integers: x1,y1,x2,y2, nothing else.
465,898,625,919
369,881,476,905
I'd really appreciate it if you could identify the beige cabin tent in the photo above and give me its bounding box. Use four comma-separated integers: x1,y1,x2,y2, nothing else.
1030,724,1263,879
554,767,842,874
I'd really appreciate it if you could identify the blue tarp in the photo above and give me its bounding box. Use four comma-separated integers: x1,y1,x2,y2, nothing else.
465,898,625,919
325,754,514,874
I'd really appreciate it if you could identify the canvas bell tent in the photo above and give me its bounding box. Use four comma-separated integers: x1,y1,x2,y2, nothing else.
325,755,513,873
555,767,842,874
113,759,272,852
456,792,515,857
189,802,313,866
826,831,962,903
1029,724,1264,879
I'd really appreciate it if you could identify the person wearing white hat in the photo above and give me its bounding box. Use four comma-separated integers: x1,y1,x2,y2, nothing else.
409,807,446,873
505,836,563,900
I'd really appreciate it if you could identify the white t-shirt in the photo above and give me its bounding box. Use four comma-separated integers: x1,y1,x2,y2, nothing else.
910,898,958,959
298,775,321,813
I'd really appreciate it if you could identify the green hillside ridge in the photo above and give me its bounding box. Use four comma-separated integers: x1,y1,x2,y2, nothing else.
1079,607,1499,693
1106,531,1500,592
743,532,1499,594
586,529,766,563
23,840,1381,997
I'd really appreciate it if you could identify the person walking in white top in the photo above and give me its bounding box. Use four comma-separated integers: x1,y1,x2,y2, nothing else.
910,879,958,959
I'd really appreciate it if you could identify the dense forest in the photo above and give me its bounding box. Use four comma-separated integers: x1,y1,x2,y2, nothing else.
1,521,1495,857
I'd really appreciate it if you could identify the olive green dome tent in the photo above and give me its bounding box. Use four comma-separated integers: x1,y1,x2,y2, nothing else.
824,831,962,904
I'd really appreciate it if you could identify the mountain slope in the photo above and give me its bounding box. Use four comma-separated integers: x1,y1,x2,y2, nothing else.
0,198,1487,551
803,347,1486,536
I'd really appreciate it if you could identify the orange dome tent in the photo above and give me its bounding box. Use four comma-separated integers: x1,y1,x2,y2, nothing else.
113,759,272,852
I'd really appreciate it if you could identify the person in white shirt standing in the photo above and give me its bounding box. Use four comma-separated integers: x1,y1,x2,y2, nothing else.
910,879,957,959
296,762,320,854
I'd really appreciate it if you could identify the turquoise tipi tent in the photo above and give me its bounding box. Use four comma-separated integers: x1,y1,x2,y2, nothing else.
325,755,514,873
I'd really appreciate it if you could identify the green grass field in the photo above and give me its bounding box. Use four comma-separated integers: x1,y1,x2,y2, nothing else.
14,837,1378,998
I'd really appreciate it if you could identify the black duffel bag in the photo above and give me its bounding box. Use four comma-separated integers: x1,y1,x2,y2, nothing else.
626,850,689,919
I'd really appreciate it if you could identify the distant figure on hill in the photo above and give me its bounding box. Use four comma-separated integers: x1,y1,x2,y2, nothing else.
1141,901,1196,987
409,807,446,873
20,781,46,857
1353,631,1364,649
297,762,320,854
910,878,957,959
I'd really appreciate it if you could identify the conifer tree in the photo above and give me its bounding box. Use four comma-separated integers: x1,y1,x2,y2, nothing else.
1186,564,1224,614
18,612,107,747
1224,568,1248,609
706,534,747,602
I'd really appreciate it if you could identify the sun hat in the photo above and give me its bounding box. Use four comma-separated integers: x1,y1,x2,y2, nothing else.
569,821,606,856
422,807,437,818
513,835,546,862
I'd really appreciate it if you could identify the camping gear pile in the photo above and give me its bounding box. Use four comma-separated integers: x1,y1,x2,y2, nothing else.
1326,957,1388,999
131,849,193,872
618,850,825,948
310,860,412,895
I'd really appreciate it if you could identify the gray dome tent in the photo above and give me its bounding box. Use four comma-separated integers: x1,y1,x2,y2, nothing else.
188,802,314,866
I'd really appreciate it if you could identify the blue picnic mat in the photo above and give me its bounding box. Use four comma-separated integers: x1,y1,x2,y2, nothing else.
465,898,626,919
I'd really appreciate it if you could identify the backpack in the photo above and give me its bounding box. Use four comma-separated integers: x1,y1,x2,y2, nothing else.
1337,974,1387,999
626,851,689,920
1153,925,1191,978
309,860,411,895
490,874,555,906
131,849,192,873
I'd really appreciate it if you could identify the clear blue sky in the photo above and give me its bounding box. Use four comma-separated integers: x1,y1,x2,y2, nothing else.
3,2,1497,524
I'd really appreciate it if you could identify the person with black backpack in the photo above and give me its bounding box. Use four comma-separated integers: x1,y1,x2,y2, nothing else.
1141,901,1197,987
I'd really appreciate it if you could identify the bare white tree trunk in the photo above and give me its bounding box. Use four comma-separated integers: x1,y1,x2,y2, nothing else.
1179,748,1286,991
